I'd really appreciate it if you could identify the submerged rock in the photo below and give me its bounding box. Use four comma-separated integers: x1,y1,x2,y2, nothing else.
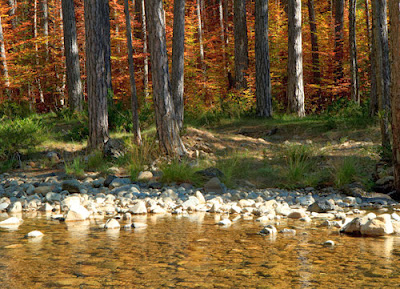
25,230,43,238
65,204,90,222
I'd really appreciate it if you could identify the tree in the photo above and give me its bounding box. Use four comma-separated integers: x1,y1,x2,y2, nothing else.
390,0,400,198
123,0,141,145
62,0,83,112
334,0,344,82
171,0,186,130
233,0,248,89
255,0,272,117
0,16,10,96
372,0,391,157
85,0,111,150
307,0,320,84
349,0,360,104
42,0,49,60
287,0,305,117
145,0,186,156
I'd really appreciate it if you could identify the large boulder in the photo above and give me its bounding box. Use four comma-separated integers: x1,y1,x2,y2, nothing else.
65,204,90,222
129,201,147,214
360,214,393,236
0,217,21,227
307,200,335,213
62,180,82,193
104,138,126,159
204,177,225,194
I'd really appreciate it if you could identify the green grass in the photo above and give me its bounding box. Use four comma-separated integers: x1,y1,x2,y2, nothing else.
64,157,85,178
160,159,202,185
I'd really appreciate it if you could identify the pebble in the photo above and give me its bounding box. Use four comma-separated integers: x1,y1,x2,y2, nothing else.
25,230,44,238
322,240,335,247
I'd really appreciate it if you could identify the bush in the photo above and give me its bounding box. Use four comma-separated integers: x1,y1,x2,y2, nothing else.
0,118,46,158
330,157,357,188
64,157,85,178
160,159,201,185
0,100,32,119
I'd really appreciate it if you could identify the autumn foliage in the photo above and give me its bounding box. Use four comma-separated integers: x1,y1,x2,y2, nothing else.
0,0,373,115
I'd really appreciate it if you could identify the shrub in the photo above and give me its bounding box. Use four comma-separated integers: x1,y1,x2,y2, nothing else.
64,157,85,178
330,157,357,188
0,117,46,158
160,159,201,185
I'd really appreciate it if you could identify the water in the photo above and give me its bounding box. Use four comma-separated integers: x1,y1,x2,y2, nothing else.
1,213,400,288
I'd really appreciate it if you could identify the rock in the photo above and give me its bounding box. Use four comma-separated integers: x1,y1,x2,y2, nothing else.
0,202,9,211
376,176,395,186
260,225,277,235
279,228,296,235
307,200,335,213
61,196,81,209
195,167,224,179
392,221,400,235
65,204,90,222
322,240,335,247
104,138,126,159
297,195,315,206
132,222,148,229
92,178,105,188
195,191,206,204
105,218,120,229
33,186,53,195
109,178,131,189
62,180,81,193
47,152,60,163
288,210,307,219
182,196,199,210
392,213,400,222
104,175,117,187
25,230,43,238
8,201,22,213
129,201,147,214
0,217,21,226
137,171,153,181
217,218,232,226
160,189,178,200
360,215,393,236
204,177,225,194
40,203,53,212
123,213,132,221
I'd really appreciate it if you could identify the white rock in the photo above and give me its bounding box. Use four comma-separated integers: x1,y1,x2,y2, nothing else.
40,203,53,212
322,240,335,247
217,218,232,226
0,217,21,226
65,204,90,222
288,210,307,219
105,218,120,229
132,222,148,229
392,213,400,222
8,202,22,213
209,203,221,213
25,230,43,238
360,214,394,236
260,225,277,235
195,191,206,204
230,205,242,214
129,201,147,214
61,196,81,209
279,228,296,235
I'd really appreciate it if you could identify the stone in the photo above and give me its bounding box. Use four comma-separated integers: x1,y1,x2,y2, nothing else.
104,175,117,187
288,210,307,219
195,167,224,179
61,196,81,209
260,225,277,235
307,200,335,213
360,216,393,236
322,240,335,247
40,203,53,212
65,204,90,222
47,152,60,163
392,213,400,222
25,230,43,238
279,228,296,235
392,221,400,235
204,177,225,194
62,180,81,193
217,218,232,226
132,222,148,229
0,202,9,211
137,171,153,181
129,201,147,214
0,217,21,226
105,218,120,229
109,178,131,189
104,138,126,159
33,186,53,195
8,201,22,213
297,195,315,206
182,196,200,210
195,191,206,204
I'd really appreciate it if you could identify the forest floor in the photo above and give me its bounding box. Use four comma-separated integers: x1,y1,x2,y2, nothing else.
3,111,389,194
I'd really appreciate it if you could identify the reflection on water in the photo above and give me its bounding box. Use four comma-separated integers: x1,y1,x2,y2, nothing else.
0,213,400,288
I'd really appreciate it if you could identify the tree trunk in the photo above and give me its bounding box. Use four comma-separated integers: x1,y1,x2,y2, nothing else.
234,0,248,89
124,0,142,145
334,0,344,82
8,0,17,29
372,0,391,157
42,0,49,60
287,0,305,117
307,0,320,84
390,0,400,199
255,0,272,117
145,0,186,156
171,0,186,130
0,16,10,97
349,0,360,104
196,0,206,77
219,0,227,77
34,0,45,103
85,0,111,151
141,0,149,99
62,0,83,112
365,0,378,115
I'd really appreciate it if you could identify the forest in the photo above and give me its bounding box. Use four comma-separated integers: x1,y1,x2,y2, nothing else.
0,0,399,195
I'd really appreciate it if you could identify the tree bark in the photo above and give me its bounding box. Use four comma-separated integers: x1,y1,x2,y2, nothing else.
145,0,186,156
219,0,227,77
307,0,320,84
255,0,272,117
234,0,248,89
141,0,149,99
349,0,360,104
171,0,186,130
62,0,83,112
34,0,45,103
287,0,305,117
124,0,142,145
0,16,10,97
390,0,400,198
42,0,49,60
372,0,391,157
85,0,111,151
196,0,206,77
8,0,17,29
334,0,344,82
